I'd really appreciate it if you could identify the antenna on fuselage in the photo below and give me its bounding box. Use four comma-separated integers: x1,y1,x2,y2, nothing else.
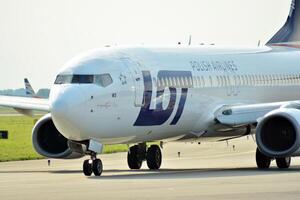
188,35,192,45
257,40,261,47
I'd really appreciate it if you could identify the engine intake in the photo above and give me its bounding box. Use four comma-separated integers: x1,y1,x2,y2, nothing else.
256,108,300,157
32,114,84,159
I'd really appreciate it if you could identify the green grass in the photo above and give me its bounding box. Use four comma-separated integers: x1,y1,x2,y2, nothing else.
0,107,18,114
0,115,128,162
104,144,128,154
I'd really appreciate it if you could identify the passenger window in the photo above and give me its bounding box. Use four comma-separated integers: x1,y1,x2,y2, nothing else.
209,76,213,87
284,75,287,85
220,76,223,86
237,75,241,86
193,77,198,88
227,76,231,86
291,75,295,84
251,75,254,85
168,77,171,87
259,75,262,85
240,75,244,86
157,79,161,87
176,77,180,86
201,76,205,87
153,77,157,87
179,77,183,87
161,78,165,87
223,75,227,86
164,78,169,87
189,77,193,86
271,75,274,85
95,74,113,87
247,75,251,86
277,74,281,85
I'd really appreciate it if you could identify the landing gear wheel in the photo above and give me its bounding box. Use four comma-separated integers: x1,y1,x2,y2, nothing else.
146,145,162,170
83,159,93,176
127,145,143,169
256,148,271,169
276,157,291,169
92,159,103,176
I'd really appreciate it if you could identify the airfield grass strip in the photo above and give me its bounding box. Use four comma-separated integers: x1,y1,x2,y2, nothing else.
0,115,128,162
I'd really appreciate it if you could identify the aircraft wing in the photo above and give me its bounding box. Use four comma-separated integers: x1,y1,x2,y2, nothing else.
0,95,50,112
215,101,300,126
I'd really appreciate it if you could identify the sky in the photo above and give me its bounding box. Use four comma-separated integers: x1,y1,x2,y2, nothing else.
0,0,291,89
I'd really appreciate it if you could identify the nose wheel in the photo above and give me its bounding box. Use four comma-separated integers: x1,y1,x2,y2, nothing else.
83,154,103,176
83,159,93,176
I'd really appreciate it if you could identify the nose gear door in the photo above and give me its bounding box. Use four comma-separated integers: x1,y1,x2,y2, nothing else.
120,57,144,107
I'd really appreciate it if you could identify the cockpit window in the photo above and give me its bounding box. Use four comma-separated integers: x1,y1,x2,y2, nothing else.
94,74,113,87
54,74,113,87
54,75,73,84
71,75,94,84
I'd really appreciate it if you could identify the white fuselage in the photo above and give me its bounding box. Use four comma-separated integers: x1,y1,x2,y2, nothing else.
49,45,300,144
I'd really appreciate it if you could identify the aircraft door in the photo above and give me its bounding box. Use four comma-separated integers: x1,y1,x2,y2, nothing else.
121,57,144,107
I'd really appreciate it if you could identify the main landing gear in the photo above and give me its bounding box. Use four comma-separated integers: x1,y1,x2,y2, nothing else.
83,153,103,176
127,143,162,170
256,148,291,169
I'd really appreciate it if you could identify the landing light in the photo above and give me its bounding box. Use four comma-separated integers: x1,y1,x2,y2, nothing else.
222,109,232,115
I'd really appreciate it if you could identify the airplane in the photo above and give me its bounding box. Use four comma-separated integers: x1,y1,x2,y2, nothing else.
24,78,38,98
0,0,299,176
24,78,50,99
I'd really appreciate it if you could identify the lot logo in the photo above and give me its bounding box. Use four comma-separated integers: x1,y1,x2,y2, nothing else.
134,70,192,126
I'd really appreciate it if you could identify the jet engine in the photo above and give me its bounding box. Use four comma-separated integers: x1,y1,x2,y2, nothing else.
32,113,84,159
256,108,300,158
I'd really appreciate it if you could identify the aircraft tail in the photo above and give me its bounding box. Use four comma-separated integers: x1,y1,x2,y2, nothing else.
267,0,300,44
24,78,36,96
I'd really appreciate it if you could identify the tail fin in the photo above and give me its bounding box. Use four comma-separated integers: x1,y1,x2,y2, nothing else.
24,78,36,96
267,0,300,44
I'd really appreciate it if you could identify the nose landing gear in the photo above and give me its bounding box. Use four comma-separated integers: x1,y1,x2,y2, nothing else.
81,140,104,177
83,153,103,176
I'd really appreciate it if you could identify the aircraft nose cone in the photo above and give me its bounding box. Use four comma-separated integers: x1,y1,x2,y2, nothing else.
49,85,84,140
51,96,69,116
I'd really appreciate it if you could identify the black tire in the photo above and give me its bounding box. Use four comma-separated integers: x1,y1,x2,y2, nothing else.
256,148,271,169
92,159,103,176
276,157,291,169
127,145,143,169
146,145,162,170
83,159,93,176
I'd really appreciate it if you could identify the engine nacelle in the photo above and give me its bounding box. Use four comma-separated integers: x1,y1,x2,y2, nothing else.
256,108,300,158
32,113,84,159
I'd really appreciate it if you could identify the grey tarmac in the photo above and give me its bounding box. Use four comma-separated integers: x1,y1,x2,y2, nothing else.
0,138,300,200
